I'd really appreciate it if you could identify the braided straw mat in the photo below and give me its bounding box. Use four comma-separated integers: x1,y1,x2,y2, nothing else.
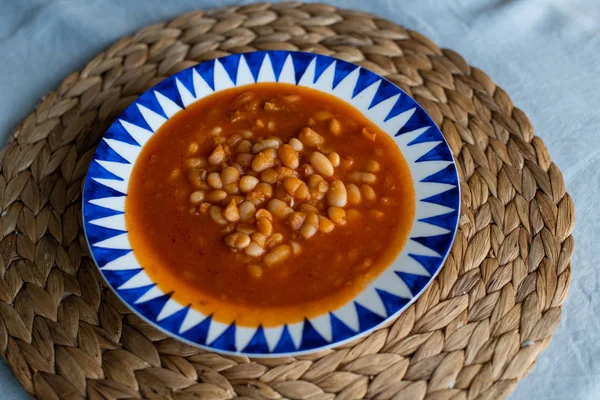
0,3,575,400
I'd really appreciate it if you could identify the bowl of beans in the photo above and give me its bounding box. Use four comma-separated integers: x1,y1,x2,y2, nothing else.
83,51,460,356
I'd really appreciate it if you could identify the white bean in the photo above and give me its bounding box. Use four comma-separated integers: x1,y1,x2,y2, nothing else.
327,180,347,207
224,233,251,249
264,245,291,266
308,152,334,177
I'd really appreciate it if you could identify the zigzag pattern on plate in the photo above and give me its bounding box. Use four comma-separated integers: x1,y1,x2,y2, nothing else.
83,51,460,355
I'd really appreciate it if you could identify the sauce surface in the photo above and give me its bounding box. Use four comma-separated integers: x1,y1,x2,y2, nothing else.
125,83,415,327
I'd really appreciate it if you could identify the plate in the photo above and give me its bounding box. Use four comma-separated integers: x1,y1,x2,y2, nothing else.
82,51,460,356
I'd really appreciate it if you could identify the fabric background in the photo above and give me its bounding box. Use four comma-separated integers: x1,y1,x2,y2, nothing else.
0,0,598,399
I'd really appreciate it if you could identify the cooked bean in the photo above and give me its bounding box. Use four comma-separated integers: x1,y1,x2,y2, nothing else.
300,164,315,177
223,200,240,222
210,126,223,136
308,174,323,189
268,199,292,218
246,191,266,206
188,142,200,155
347,172,377,184
209,206,228,225
298,127,325,147
290,241,302,255
264,102,279,111
327,180,347,207
288,138,303,152
278,144,299,169
329,118,342,135
245,241,265,257
264,244,291,266
255,182,273,198
288,212,306,230
327,152,341,167
346,184,362,205
247,264,263,279
267,121,276,131
361,127,376,141
252,150,276,172
251,232,268,247
308,152,334,177
341,156,354,170
208,144,225,165
206,190,227,203
260,169,279,184
255,209,273,220
236,153,253,168
214,136,226,145
255,119,265,128
237,140,252,153
207,172,223,189
199,202,211,214
234,92,256,106
252,138,280,154
299,204,319,213
223,183,239,195
237,223,255,236
317,181,329,195
227,134,242,147
282,95,301,103
239,176,259,193
224,232,250,249
283,177,310,200
315,111,333,121
318,216,335,233
189,191,205,205
361,184,376,201
240,130,253,139
300,212,319,238
238,201,256,222
185,157,206,169
276,166,297,179
365,159,380,173
226,195,245,206
328,207,346,225
267,233,283,248
256,218,273,236
347,208,361,221
221,166,240,185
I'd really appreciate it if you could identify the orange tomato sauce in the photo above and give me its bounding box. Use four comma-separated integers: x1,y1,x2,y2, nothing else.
125,83,415,327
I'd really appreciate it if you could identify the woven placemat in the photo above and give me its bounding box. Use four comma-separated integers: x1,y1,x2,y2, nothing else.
0,3,575,399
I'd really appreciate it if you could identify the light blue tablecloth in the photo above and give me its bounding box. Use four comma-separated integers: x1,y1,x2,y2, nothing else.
1,1,598,399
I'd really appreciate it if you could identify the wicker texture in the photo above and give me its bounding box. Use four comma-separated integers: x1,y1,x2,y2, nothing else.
0,3,574,399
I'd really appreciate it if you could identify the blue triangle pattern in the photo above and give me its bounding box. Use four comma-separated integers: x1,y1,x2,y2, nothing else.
84,222,126,245
210,323,237,352
352,68,380,98
83,202,123,222
422,186,459,209
135,89,169,120
408,253,443,276
355,302,385,331
291,52,315,84
416,142,454,163
242,326,269,354
386,92,417,123
84,178,127,204
419,212,458,231
395,271,430,295
119,101,155,133
117,283,155,304
91,248,132,270
158,306,190,333
421,164,457,185
87,160,124,183
93,140,132,165
102,268,143,289
396,107,430,136
104,121,140,147
313,55,335,85
194,59,215,90
408,128,440,146
218,53,241,85
273,325,296,353
267,51,289,82
412,234,454,260
369,79,400,109
154,76,185,110
332,61,357,89
134,292,172,321
300,318,329,351
175,67,196,98
376,289,410,316
243,52,267,82
180,315,212,345
330,313,356,342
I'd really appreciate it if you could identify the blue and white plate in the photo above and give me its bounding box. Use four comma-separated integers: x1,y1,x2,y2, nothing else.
83,51,460,357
